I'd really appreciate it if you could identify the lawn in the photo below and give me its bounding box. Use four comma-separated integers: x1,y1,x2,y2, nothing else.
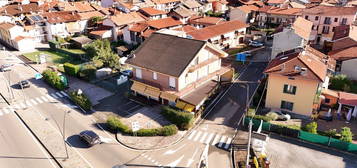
23,49,83,65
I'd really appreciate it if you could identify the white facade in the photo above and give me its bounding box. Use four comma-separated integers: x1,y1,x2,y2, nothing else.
207,28,246,50
230,8,249,23
15,38,35,52
271,28,304,59
340,59,357,80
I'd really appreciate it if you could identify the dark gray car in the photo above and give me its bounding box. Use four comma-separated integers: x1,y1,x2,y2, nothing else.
79,130,101,146
18,80,30,89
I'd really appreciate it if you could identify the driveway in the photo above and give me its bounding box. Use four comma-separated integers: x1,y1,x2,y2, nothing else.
266,134,357,168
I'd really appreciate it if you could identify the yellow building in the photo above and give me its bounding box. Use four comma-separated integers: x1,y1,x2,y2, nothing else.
264,47,331,116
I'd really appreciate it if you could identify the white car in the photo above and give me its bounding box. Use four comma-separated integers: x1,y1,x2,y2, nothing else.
276,111,291,121
249,40,264,47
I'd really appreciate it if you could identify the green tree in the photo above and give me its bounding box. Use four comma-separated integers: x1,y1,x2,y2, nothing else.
340,127,353,143
84,39,120,69
303,122,317,134
89,16,104,28
329,74,352,91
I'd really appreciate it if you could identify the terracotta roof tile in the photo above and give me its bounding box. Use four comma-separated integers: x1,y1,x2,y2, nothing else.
43,11,81,24
173,25,197,32
237,5,259,13
329,46,357,61
267,0,285,4
78,11,105,20
0,22,16,29
173,6,196,17
142,29,156,37
151,0,180,4
187,20,248,40
267,7,302,15
14,36,31,42
4,4,39,16
339,91,357,105
58,1,95,12
292,17,313,40
331,37,357,51
182,0,203,9
303,6,357,16
110,12,147,26
146,17,182,29
139,7,166,16
129,22,149,32
189,16,225,25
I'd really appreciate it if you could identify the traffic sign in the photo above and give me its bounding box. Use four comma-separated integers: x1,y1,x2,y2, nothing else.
131,121,140,132
35,73,43,80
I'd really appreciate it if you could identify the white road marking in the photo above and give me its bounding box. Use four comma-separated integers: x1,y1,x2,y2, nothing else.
200,132,208,143
154,162,159,165
26,101,32,107
20,102,26,108
30,99,38,105
41,96,49,102
193,131,202,142
50,93,58,99
187,130,197,140
167,155,184,168
224,138,232,149
186,148,199,167
46,95,55,101
164,144,186,155
212,134,221,146
0,111,3,116
55,92,63,98
218,136,227,148
205,133,215,145
13,105,20,109
35,97,43,104
60,91,68,97
143,155,148,158
3,108,10,114
8,107,14,112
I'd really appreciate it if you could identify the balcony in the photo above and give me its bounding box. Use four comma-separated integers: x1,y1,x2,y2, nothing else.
131,77,163,90
188,57,218,72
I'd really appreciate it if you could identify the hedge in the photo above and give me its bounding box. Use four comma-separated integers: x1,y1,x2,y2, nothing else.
78,64,96,81
161,106,194,130
63,63,80,76
69,91,92,111
106,116,178,136
42,69,65,90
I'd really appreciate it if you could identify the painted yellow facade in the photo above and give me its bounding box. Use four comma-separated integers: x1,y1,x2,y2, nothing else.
265,74,319,116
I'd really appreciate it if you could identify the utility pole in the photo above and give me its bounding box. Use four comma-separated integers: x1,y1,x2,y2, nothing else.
246,119,252,168
63,110,70,159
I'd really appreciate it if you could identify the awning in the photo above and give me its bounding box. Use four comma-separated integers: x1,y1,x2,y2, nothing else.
183,103,195,112
175,101,187,109
144,86,161,99
160,92,178,102
131,81,146,93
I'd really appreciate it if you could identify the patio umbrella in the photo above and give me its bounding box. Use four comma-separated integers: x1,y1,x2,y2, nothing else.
352,106,357,118
257,119,263,133
326,108,332,117
347,108,352,121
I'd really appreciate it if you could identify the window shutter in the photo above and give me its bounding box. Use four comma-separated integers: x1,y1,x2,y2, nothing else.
292,86,297,94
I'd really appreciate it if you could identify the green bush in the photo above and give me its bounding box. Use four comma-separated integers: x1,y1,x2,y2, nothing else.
247,108,256,117
329,74,352,91
63,63,80,76
265,112,279,121
107,116,131,134
92,59,104,68
106,116,178,136
340,127,353,143
303,122,318,134
252,115,273,122
78,64,96,81
42,69,65,90
69,91,92,111
161,106,194,130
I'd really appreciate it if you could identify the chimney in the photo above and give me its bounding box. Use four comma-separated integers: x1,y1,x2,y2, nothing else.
71,11,75,15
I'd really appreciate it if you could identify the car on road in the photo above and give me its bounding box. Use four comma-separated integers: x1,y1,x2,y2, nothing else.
249,40,264,47
0,64,13,72
238,51,252,57
79,130,101,146
275,111,291,121
18,80,30,89
120,70,133,78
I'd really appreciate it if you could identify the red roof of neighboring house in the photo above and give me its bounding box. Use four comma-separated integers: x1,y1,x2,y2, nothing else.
43,11,81,24
146,17,182,29
339,91,357,105
329,46,357,61
151,0,180,4
245,0,264,6
187,20,248,40
57,1,95,12
303,6,357,16
139,7,166,16
78,11,105,20
129,22,149,32
173,25,197,33
142,29,156,37
267,0,285,4
189,16,225,25
109,12,147,26
0,22,16,30
331,37,357,51
4,3,39,16
237,5,259,13
267,7,302,15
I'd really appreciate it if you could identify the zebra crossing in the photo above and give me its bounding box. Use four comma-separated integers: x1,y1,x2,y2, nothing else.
0,91,68,116
187,130,233,150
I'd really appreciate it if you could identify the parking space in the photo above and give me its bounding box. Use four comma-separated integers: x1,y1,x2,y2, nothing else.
116,100,143,117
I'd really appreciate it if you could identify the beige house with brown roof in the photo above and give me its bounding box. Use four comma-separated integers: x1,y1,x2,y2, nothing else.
127,33,232,113
256,6,302,27
0,22,34,51
43,11,82,40
264,46,331,117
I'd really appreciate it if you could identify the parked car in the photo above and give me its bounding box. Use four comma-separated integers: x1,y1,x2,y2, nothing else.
249,40,264,47
18,80,30,89
0,64,13,72
239,51,252,57
121,70,133,78
79,130,101,146
275,111,291,121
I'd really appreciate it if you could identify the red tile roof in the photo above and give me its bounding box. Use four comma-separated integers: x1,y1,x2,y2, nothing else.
139,7,166,16
303,6,357,16
43,11,81,24
78,11,105,20
189,16,225,25
267,7,302,15
267,0,285,4
173,25,197,33
0,22,16,30
237,5,259,13
151,0,180,4
187,20,248,40
129,22,149,32
292,17,313,40
57,1,95,12
329,46,357,61
4,3,39,16
331,37,357,51
146,17,182,29
339,91,357,105
109,12,147,26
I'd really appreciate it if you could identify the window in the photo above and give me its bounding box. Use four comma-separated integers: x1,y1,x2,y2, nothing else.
315,16,319,21
312,25,315,30
169,76,176,89
325,98,330,103
322,26,330,34
136,68,142,79
305,16,309,20
334,18,338,22
153,72,157,80
283,84,297,95
316,25,319,31
332,27,335,32
324,17,331,24
281,101,294,111
341,18,347,25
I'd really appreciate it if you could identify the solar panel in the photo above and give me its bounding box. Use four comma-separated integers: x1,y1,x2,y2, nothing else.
35,15,43,21
30,16,39,22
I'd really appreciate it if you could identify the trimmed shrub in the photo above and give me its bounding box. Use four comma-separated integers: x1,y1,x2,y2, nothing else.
161,106,194,130
106,116,178,136
69,91,92,111
42,69,65,90
63,63,80,76
303,122,318,134
79,64,96,81
252,115,273,122
93,59,104,68
107,116,131,134
265,112,279,121
340,127,353,143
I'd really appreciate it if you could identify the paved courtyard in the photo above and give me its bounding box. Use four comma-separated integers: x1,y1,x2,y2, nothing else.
266,135,357,168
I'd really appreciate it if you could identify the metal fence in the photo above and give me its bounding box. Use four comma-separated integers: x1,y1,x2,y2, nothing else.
244,117,357,154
